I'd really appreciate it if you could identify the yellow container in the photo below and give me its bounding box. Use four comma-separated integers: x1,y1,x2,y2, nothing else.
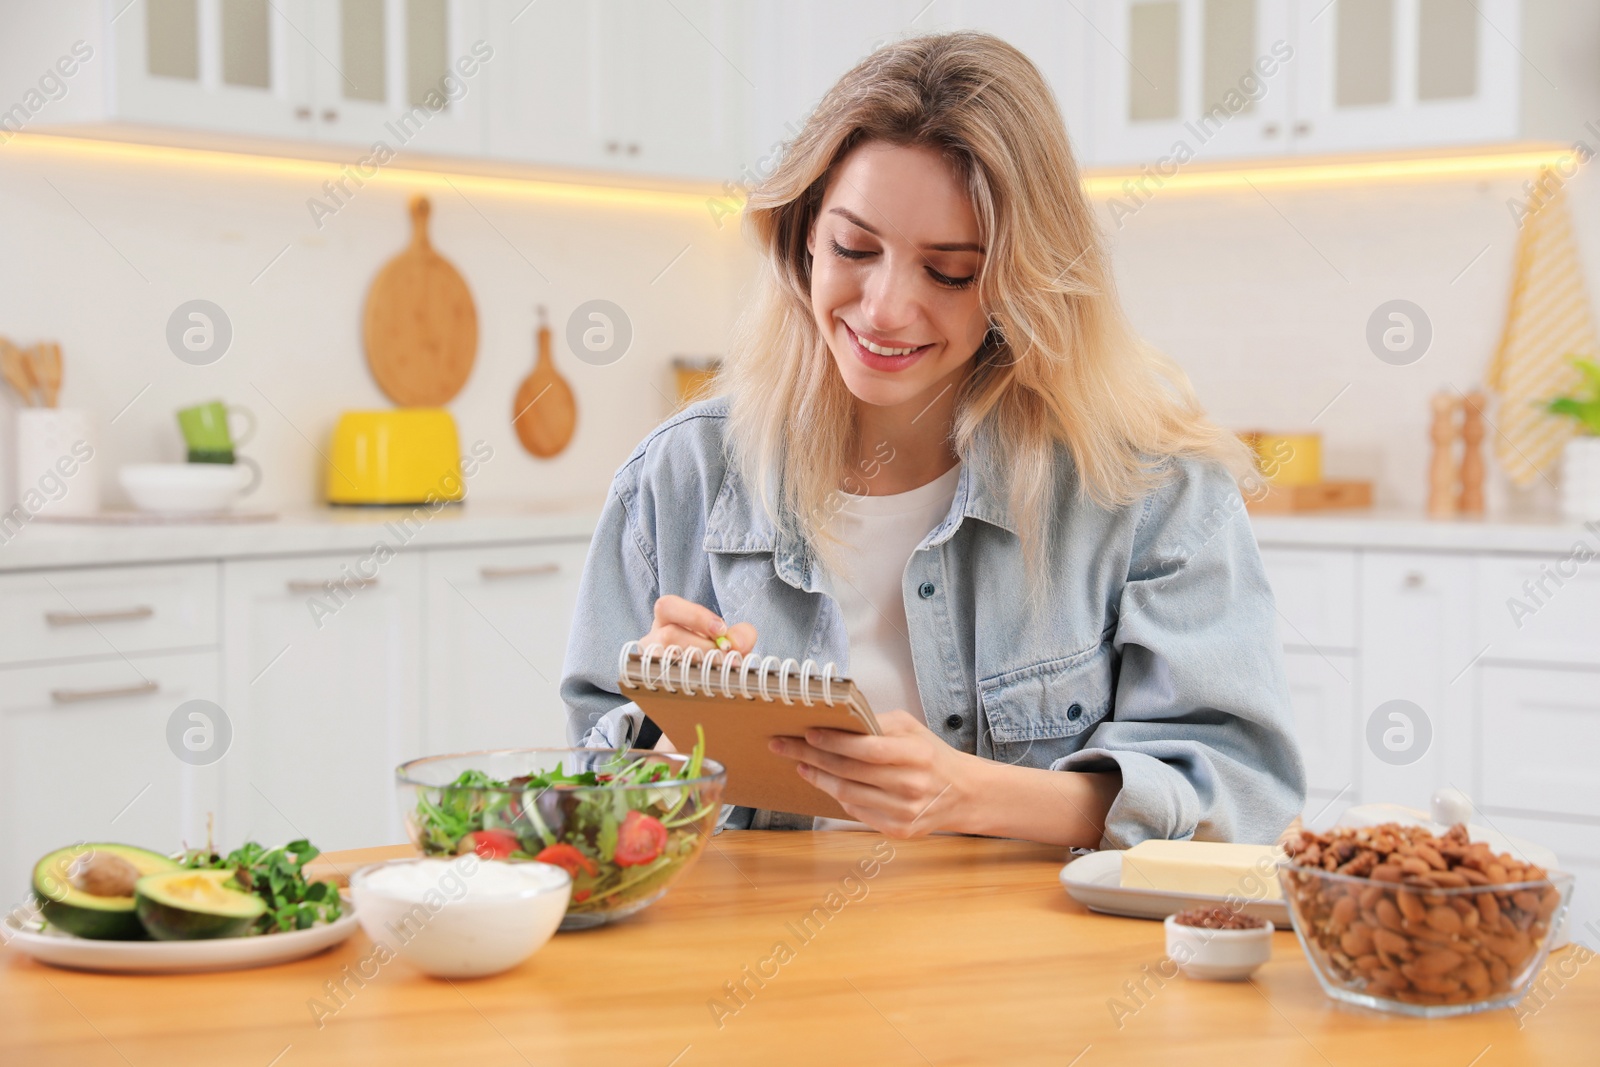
1248,432,1322,487
326,409,465,505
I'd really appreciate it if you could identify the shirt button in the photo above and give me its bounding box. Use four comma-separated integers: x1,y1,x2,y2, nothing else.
1067,703,1084,722
918,581,936,599
944,713,964,730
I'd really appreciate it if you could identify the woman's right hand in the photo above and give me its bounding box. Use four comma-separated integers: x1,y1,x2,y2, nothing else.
638,595,758,656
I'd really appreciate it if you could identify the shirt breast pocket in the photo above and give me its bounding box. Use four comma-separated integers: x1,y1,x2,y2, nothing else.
978,644,1116,768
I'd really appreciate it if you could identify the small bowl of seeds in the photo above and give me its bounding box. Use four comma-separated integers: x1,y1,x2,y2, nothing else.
1164,906,1274,980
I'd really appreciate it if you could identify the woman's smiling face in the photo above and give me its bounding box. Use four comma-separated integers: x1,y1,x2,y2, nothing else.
806,141,989,413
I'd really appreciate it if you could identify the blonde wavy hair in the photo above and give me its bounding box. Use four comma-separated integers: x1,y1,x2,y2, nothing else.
722,31,1252,571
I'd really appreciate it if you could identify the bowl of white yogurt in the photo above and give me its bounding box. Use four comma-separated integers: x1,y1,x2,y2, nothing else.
349,854,570,978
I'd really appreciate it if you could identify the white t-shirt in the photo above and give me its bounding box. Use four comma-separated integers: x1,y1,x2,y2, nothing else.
813,463,961,831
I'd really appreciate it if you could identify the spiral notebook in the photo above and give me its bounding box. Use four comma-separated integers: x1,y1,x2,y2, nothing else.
617,642,880,821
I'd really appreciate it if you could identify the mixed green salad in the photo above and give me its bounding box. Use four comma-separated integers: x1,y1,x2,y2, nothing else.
411,728,717,914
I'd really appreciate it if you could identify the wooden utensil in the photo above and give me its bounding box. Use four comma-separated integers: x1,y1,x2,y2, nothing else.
29,342,62,407
512,305,577,458
1459,388,1487,515
1,337,39,406
362,195,478,407
1427,390,1461,518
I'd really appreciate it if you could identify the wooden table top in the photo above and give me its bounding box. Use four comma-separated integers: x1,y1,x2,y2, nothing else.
3,831,1594,1066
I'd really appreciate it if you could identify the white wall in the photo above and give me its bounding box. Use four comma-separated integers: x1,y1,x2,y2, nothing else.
1102,173,1561,514
0,135,748,514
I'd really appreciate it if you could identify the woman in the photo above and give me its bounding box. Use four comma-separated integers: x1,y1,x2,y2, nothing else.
562,31,1304,848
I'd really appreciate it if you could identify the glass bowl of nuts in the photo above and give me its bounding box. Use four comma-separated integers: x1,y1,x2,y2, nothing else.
1278,822,1574,1018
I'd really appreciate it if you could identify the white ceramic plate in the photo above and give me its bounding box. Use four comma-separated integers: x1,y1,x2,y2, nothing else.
1059,850,1289,926
1,896,359,974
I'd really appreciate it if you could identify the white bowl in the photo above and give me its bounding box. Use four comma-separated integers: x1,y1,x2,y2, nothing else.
119,463,250,513
349,856,570,979
1163,913,1274,980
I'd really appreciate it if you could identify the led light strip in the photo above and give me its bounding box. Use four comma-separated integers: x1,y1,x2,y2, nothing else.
4,131,717,212
4,131,1571,211
1079,146,1570,197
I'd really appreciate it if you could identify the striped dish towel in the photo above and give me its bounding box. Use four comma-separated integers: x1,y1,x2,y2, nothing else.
1487,181,1599,486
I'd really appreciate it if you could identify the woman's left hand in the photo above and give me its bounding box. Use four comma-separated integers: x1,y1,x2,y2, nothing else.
768,710,975,837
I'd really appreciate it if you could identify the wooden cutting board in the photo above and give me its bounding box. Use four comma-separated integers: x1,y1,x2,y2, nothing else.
1244,479,1373,514
512,305,577,457
363,195,477,406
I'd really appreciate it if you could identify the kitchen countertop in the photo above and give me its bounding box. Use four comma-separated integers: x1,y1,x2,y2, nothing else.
3,832,1592,1066
0,498,604,572
1250,508,1600,554
3,500,1595,573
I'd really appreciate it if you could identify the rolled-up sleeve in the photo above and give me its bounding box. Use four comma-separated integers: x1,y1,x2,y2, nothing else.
1053,460,1307,848
561,474,658,748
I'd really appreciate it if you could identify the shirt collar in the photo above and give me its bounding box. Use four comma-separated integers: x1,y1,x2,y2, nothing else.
703,433,1019,592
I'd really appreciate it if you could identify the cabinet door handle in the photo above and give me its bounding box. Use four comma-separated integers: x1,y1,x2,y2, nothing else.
285,578,379,594
1261,122,1280,138
295,105,313,120
51,681,159,705
1293,120,1312,136
1403,571,1426,588
44,606,155,627
479,563,561,581
321,108,339,123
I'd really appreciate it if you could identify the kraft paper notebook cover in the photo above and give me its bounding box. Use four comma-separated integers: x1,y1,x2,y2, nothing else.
617,643,880,821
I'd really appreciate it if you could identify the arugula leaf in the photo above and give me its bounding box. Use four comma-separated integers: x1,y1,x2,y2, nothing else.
182,838,343,934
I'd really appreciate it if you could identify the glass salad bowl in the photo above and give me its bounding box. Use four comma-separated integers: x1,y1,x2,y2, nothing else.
396,747,726,930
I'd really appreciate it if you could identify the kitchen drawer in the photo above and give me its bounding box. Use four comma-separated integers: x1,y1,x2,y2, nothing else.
1478,665,1600,821
0,650,222,908
1258,547,1357,651
1477,554,1600,667
0,563,219,667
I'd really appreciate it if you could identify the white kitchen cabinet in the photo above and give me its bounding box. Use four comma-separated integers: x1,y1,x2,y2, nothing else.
0,651,221,908
484,0,602,170
1291,0,1521,154
304,0,488,155
220,553,423,854
1282,649,1359,827
1085,0,1294,165
422,540,588,753
0,562,218,667
1477,664,1600,822
745,0,921,169
598,0,754,180
108,0,315,138
748,1,1093,180
1358,552,1475,813
1475,553,1600,668
1258,546,1358,652
487,0,752,180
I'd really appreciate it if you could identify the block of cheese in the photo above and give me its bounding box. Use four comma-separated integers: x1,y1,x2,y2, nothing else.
1119,839,1285,901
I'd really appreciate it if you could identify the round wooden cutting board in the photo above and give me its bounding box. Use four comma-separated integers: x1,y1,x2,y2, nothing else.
363,195,478,406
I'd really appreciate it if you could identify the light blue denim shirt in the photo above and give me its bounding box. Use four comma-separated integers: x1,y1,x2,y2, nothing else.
561,398,1306,848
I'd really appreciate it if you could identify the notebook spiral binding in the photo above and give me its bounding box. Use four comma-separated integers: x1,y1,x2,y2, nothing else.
618,640,842,707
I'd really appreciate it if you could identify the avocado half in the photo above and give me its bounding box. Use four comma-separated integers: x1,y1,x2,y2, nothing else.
135,869,267,940
32,844,181,940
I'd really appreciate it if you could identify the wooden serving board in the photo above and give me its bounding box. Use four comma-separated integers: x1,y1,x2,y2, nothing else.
363,195,478,406
512,306,577,457
1245,478,1373,514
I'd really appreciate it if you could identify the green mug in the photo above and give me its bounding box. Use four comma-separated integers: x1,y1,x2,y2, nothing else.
177,401,255,464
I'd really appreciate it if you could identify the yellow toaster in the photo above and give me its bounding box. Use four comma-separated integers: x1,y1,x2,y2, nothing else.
325,409,465,505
